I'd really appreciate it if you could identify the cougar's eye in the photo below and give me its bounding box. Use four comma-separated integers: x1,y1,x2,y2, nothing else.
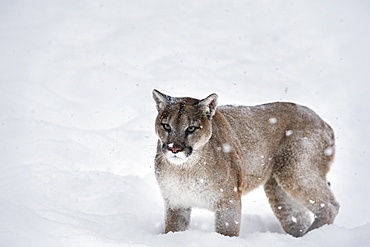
186,126,198,134
162,123,171,132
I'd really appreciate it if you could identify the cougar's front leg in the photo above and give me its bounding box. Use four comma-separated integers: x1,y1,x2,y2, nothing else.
165,207,191,233
215,198,241,237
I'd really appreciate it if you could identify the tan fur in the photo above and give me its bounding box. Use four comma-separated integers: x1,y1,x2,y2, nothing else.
152,90,339,237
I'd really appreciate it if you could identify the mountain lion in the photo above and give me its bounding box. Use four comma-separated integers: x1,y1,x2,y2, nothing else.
152,89,339,237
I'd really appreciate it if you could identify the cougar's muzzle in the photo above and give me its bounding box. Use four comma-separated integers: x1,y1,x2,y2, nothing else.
162,143,193,165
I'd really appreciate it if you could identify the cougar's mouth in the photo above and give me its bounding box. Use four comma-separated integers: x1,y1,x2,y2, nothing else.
162,143,193,165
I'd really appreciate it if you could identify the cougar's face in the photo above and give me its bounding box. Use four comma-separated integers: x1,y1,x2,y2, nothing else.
153,90,218,165
155,100,213,165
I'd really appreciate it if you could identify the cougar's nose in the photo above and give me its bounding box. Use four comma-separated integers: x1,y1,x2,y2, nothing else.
168,146,183,153
167,143,183,153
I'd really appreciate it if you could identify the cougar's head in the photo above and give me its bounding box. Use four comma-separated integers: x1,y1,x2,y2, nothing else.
153,89,218,165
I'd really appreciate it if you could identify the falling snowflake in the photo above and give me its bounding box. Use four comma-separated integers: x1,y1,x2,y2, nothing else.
269,117,277,124
222,143,232,153
324,147,334,156
285,130,293,136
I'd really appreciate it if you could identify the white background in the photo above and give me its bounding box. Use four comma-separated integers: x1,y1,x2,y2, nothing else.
0,0,369,246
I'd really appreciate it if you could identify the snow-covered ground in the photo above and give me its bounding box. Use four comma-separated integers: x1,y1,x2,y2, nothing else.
1,0,370,246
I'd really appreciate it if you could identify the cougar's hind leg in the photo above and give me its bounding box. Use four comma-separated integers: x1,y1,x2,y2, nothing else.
272,142,339,236
299,180,339,234
276,176,339,235
264,176,312,237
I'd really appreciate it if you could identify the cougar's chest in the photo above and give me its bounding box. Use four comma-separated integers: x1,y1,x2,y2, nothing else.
157,165,222,211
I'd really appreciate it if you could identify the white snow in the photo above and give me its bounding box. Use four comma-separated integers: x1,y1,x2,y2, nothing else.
324,147,334,156
269,118,278,124
222,143,232,153
286,130,293,136
1,0,370,246
292,216,298,223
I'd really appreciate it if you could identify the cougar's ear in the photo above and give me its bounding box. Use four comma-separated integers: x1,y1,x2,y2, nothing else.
152,89,171,112
199,93,218,118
